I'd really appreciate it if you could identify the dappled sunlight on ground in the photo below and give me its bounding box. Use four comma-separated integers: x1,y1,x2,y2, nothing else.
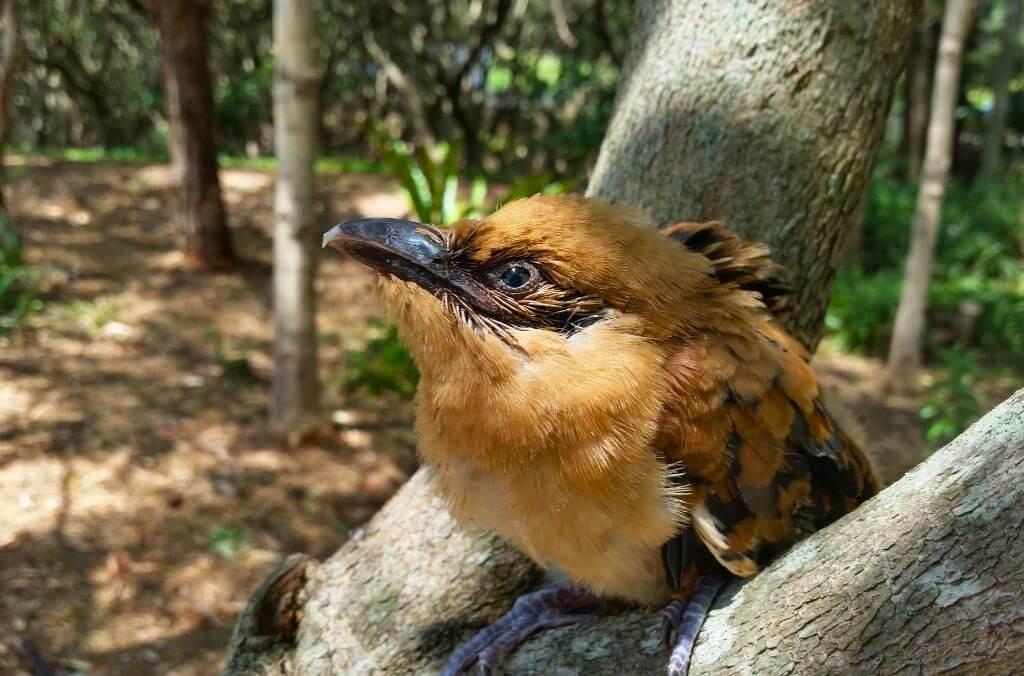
1,161,414,675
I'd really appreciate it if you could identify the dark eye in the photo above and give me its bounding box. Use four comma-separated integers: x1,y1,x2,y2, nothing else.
495,262,538,293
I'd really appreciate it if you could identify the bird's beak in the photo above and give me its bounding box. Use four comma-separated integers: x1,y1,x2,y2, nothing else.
323,217,445,266
322,218,503,314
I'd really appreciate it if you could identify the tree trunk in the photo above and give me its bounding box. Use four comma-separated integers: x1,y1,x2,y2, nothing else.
149,0,235,269
979,0,1022,181
886,0,975,392
0,0,18,212
904,14,935,182
223,2,935,674
586,0,920,349
270,0,321,437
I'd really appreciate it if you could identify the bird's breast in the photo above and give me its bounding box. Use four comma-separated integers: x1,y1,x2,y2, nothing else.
433,451,685,605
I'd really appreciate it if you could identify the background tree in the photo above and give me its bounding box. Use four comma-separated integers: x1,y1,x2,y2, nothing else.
222,1,924,673
270,0,321,435
980,0,1022,179
904,11,937,182
0,0,17,212
148,0,235,268
888,0,977,391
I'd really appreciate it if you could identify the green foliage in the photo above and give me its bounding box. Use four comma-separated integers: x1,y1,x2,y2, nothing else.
920,347,982,446
208,524,251,559
17,146,169,164
371,131,468,225
371,128,577,226
17,146,387,176
827,165,1024,359
0,215,43,333
14,0,629,177
340,322,419,399
65,297,120,333
824,269,903,355
14,0,163,150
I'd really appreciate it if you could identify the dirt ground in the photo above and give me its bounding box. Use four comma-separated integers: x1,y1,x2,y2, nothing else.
1,160,931,675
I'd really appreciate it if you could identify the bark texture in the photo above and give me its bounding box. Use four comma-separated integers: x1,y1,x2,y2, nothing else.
224,389,1024,675
587,0,920,349
979,0,1022,181
149,0,235,268
270,0,321,435
887,0,975,391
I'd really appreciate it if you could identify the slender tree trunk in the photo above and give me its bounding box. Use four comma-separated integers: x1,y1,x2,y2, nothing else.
979,0,1022,181
0,0,18,212
587,0,919,349
887,0,975,392
223,2,930,673
270,0,321,437
904,14,935,182
149,0,235,269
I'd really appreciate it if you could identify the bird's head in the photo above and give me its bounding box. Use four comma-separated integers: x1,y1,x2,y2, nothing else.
323,194,730,469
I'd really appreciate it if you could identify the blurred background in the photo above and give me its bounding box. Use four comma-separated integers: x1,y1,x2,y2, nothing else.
0,0,1021,674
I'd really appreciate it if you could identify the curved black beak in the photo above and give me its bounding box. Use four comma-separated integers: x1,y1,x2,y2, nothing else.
322,218,503,314
322,217,452,290
322,217,446,263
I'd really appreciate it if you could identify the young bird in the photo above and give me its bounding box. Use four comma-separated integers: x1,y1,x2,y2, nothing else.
323,195,878,675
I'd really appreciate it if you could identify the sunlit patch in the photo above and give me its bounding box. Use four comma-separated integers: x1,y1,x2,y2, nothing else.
0,161,420,674
354,191,408,219
220,169,274,193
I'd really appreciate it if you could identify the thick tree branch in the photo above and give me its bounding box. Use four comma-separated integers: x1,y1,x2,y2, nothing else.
224,388,1024,674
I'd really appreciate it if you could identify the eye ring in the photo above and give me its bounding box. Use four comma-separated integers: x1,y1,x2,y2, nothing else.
494,261,540,294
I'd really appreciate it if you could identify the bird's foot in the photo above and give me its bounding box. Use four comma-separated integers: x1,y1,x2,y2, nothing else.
442,584,597,676
660,574,728,676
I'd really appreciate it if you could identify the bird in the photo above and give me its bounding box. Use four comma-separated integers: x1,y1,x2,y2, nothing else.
322,194,879,675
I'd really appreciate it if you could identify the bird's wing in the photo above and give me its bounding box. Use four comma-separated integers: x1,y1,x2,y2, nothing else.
661,221,793,320
657,222,877,586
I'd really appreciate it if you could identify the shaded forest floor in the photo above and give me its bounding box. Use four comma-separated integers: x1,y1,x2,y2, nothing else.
0,159,949,675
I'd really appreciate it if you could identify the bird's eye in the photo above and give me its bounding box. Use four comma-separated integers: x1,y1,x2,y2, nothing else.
495,262,538,293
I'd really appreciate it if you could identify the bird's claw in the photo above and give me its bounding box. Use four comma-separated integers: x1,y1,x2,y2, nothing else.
662,575,728,676
441,585,596,676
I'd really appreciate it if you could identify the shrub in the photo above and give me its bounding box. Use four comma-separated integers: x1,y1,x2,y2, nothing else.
0,214,43,333
340,322,419,399
829,167,1024,360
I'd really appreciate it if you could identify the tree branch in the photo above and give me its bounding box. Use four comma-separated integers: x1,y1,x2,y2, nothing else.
362,30,437,148
223,388,1024,674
